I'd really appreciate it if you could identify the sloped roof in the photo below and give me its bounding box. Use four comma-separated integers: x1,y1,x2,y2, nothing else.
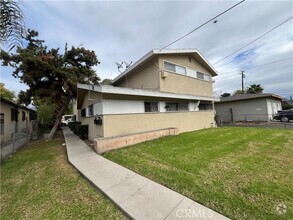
0,97,36,112
77,83,219,109
219,93,283,103
112,48,218,85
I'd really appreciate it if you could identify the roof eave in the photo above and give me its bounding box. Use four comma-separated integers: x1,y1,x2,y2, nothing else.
112,49,218,84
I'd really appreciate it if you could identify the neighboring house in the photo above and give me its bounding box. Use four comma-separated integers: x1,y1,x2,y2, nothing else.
215,94,283,123
0,97,37,146
76,49,219,143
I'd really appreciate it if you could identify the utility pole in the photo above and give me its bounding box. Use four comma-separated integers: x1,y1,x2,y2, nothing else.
241,71,245,93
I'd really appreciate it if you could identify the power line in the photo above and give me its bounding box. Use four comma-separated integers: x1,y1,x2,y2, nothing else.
213,16,293,65
217,57,293,75
160,0,246,51
216,71,293,81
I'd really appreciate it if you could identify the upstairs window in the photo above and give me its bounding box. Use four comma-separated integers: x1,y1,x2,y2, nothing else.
197,72,204,80
144,102,158,112
164,61,186,75
164,61,211,81
164,62,176,72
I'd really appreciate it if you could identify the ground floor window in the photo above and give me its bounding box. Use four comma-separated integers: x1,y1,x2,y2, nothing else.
199,102,213,110
11,108,18,121
81,108,86,117
165,102,189,111
88,104,94,116
144,102,158,112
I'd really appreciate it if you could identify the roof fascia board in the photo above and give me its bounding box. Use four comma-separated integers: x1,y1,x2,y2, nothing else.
112,49,218,84
219,94,283,103
77,84,219,102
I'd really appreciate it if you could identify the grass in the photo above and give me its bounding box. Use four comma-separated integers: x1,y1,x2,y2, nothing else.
104,127,293,220
0,133,127,220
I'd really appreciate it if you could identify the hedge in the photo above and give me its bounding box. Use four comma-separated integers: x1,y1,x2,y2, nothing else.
77,124,88,140
71,123,81,134
68,121,81,130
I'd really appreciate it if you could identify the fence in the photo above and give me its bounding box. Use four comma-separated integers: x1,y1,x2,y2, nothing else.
215,113,293,129
1,121,38,161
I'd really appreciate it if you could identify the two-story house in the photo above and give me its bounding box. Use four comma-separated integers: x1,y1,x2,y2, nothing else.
75,49,219,152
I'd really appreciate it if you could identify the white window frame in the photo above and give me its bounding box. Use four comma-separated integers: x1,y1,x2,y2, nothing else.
163,60,212,82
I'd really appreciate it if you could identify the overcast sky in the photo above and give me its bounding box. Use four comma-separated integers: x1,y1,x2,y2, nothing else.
1,0,292,99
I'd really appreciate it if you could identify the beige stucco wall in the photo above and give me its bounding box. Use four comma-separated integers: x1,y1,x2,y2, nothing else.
0,102,32,144
102,111,215,138
158,54,214,97
80,90,103,109
79,91,103,140
80,116,103,140
115,59,160,90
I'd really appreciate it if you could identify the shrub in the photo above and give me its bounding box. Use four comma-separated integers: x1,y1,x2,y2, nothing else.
68,121,81,130
71,123,81,134
77,125,88,140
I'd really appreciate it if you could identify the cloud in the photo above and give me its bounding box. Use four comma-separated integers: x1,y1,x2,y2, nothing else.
2,0,292,99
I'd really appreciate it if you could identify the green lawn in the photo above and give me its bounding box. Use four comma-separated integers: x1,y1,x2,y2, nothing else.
0,134,126,220
104,127,293,220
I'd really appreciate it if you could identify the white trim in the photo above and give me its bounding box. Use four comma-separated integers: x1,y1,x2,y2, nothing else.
77,84,220,102
112,49,218,84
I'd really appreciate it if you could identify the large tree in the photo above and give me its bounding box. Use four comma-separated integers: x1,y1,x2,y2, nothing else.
0,0,26,50
246,84,264,94
0,82,16,101
1,29,100,139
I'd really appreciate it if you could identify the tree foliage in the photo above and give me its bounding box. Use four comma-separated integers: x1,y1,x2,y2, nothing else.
246,84,264,94
34,97,55,127
0,82,15,101
233,89,245,95
221,93,231,98
0,0,26,50
101,78,112,85
1,29,100,139
232,84,264,96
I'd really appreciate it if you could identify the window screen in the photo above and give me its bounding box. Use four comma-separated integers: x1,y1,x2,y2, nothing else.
145,102,158,112
199,103,213,110
164,62,176,72
166,103,178,111
175,65,186,75
197,72,204,79
178,103,189,111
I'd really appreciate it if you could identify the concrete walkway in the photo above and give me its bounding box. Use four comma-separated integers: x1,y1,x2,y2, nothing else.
63,128,229,220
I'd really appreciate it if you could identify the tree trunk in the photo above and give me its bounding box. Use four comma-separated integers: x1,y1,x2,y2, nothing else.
47,96,71,140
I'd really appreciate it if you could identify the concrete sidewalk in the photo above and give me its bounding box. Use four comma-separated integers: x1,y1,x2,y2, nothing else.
63,128,229,220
